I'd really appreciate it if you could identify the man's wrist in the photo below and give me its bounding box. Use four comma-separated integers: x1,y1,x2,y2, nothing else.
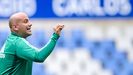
52,33,60,40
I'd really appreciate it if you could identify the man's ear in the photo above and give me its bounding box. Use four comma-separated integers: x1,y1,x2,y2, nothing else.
12,25,19,31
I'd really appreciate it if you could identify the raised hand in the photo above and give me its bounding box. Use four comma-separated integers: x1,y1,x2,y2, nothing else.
53,24,64,36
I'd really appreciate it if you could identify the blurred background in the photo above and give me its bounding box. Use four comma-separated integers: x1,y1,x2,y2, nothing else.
0,0,133,75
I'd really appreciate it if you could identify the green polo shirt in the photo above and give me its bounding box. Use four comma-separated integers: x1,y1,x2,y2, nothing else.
0,32,59,75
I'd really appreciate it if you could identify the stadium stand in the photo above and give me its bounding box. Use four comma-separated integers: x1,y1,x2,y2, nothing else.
0,21,133,75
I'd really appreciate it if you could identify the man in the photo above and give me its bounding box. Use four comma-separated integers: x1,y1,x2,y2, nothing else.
0,12,64,75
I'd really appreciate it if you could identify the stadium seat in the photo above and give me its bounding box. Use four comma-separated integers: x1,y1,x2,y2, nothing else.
34,30,47,47
27,35,39,48
86,40,101,53
56,32,69,48
70,29,86,48
114,63,133,75
87,40,115,60
0,30,9,48
102,51,129,75
102,59,119,73
73,48,92,63
85,26,104,40
32,63,46,75
27,30,47,48
106,26,122,39
100,40,116,51
124,26,133,39
92,48,107,61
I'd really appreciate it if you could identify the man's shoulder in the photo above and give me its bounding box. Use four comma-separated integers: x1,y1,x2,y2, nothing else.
6,34,23,46
9,34,22,41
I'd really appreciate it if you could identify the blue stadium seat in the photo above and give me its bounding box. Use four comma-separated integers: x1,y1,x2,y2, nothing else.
88,39,131,75
56,32,68,48
102,51,129,75
27,35,39,48
0,30,9,48
102,59,120,73
87,40,115,60
113,51,127,62
27,30,47,48
100,40,116,49
32,63,46,75
114,63,133,75
123,63,133,75
70,29,86,48
100,40,116,56
56,31,76,50
34,30,47,48
92,48,107,61
86,40,101,53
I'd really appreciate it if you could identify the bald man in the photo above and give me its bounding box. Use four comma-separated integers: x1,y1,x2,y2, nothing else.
0,12,64,75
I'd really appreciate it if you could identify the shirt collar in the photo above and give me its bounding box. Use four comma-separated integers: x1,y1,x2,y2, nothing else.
11,32,22,37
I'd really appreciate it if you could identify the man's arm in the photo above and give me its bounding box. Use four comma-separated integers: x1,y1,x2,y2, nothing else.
16,25,64,62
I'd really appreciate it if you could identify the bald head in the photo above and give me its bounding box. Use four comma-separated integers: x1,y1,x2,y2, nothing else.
8,12,32,38
9,12,28,28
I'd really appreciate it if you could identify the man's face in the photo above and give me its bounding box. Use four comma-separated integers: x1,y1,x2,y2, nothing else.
17,14,32,38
